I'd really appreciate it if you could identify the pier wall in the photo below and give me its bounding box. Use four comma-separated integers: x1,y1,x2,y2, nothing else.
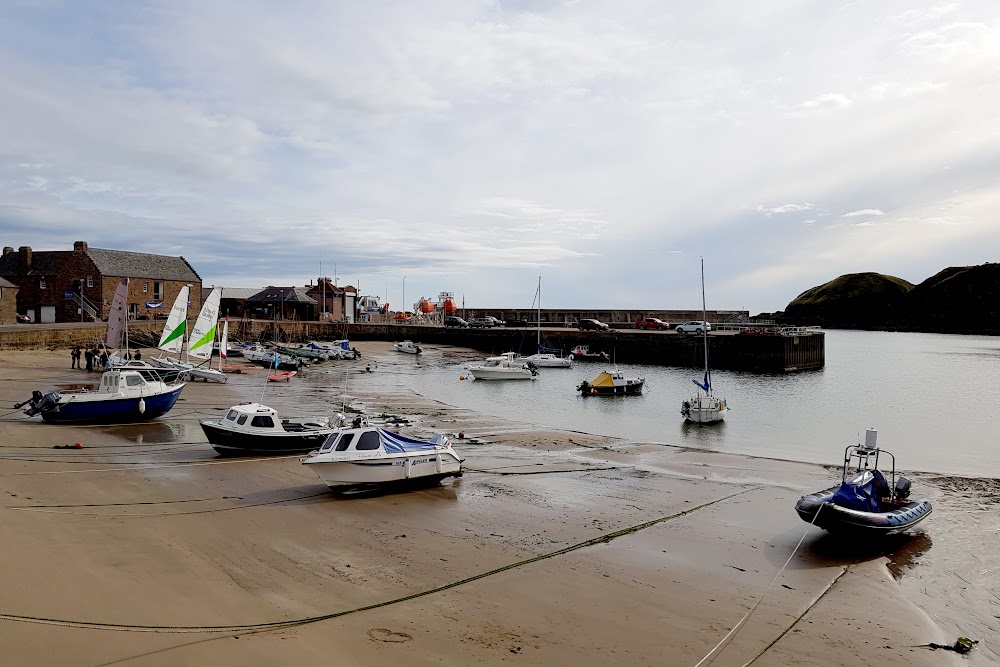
0,321,823,373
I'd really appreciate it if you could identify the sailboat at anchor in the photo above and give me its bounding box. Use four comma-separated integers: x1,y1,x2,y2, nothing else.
681,259,728,424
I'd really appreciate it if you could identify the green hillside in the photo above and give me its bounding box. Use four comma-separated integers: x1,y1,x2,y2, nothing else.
783,272,913,329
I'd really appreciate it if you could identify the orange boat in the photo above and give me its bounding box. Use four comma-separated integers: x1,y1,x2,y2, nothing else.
267,371,297,382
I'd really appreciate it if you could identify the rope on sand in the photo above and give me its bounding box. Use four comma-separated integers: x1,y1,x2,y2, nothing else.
692,505,824,667
0,454,303,476
0,486,756,634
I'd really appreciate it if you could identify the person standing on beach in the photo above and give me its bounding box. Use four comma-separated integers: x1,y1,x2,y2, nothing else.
134,349,142,361
84,347,94,372
99,349,108,370
71,346,81,369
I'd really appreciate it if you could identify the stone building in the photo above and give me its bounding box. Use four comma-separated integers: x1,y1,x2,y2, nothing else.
246,286,318,321
305,279,357,322
0,277,19,325
0,242,202,323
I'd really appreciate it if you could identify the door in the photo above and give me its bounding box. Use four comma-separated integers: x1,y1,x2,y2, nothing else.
40,306,56,323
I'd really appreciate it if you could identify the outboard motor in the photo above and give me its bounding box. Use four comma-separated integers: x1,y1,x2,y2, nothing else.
18,390,61,417
894,475,912,500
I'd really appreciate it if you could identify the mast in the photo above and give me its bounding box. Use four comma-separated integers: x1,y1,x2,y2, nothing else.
537,276,541,350
701,258,711,393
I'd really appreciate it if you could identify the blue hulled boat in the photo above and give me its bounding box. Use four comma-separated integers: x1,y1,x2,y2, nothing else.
18,369,185,424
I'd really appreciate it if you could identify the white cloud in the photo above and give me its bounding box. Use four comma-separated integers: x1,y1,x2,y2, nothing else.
842,209,885,217
754,203,814,214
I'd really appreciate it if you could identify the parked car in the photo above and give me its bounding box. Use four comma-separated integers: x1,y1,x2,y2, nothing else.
15,313,30,323
468,317,496,328
504,318,529,327
577,318,610,331
674,320,711,334
484,316,502,327
444,316,470,328
634,317,670,330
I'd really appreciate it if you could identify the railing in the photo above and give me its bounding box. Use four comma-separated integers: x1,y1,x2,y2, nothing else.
71,292,99,321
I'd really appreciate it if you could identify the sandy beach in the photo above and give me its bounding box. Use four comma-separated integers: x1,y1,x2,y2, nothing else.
0,343,993,666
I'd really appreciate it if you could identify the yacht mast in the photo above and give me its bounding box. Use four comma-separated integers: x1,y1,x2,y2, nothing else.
537,276,541,350
701,258,711,393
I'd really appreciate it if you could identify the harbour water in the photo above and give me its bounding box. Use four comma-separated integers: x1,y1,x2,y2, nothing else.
394,330,1000,478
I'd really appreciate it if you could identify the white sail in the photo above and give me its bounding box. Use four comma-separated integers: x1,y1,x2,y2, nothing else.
105,277,129,350
188,287,221,360
218,317,229,371
157,285,190,353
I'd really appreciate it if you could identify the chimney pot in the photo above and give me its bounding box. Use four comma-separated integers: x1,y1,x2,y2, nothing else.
2,247,12,255
73,241,88,252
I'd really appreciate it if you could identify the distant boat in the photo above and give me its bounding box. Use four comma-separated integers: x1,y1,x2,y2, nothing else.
681,259,728,424
577,369,645,396
302,418,463,492
467,352,538,380
394,340,422,354
523,276,572,368
267,370,297,382
17,369,185,424
568,345,609,362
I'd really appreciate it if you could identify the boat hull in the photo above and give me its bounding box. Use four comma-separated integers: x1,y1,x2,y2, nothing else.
41,386,185,424
200,421,331,455
523,355,571,368
469,368,536,380
795,487,933,535
579,381,644,396
307,454,463,490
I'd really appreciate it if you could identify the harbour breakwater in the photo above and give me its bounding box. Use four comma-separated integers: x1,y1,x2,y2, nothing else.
0,321,824,372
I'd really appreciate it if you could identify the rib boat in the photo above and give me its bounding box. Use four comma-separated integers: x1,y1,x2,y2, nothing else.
795,429,932,535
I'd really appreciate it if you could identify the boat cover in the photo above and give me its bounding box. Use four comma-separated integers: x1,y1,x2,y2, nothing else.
831,470,888,513
378,428,447,453
589,371,616,387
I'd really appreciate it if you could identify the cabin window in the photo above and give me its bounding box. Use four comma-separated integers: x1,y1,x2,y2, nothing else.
227,410,238,421
143,282,148,293
125,375,145,387
356,431,381,450
251,416,274,428
335,433,355,451
237,415,248,425
39,277,47,289
86,275,93,288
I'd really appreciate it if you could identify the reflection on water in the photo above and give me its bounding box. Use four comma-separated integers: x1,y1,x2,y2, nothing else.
802,531,933,579
100,422,185,444
410,331,1000,476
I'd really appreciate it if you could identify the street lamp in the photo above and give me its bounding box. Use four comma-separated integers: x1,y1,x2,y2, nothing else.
402,275,406,319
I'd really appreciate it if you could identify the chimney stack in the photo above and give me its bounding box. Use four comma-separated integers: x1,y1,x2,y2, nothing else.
73,241,88,253
2,247,12,255
18,246,31,272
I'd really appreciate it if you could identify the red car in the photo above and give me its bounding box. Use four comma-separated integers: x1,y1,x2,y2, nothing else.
634,317,670,330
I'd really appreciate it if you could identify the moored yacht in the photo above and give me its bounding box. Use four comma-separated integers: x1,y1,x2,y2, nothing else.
467,352,538,380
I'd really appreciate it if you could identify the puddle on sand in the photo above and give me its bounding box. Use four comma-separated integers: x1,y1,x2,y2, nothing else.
802,530,933,579
99,422,186,445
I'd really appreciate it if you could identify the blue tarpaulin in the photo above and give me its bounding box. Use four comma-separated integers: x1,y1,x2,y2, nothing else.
378,429,448,453
831,469,888,513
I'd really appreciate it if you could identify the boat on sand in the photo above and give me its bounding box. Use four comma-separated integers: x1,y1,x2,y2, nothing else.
200,403,341,455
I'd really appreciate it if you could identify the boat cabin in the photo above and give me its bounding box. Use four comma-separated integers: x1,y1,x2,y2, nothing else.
317,426,451,459
220,403,329,433
99,370,154,395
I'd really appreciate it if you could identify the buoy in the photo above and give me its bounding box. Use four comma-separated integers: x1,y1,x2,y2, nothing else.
458,431,465,439
74,443,83,449
592,388,597,395
459,375,465,381
138,398,146,414
568,437,574,442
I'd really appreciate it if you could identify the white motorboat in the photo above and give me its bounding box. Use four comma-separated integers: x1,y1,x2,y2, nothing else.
467,352,539,380
681,259,728,424
394,340,422,354
200,403,343,455
302,419,463,491
243,343,300,369
522,352,571,368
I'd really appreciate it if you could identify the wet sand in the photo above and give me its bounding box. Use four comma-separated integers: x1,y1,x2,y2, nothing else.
0,344,992,666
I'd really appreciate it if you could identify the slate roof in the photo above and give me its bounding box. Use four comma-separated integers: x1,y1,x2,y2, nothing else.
0,251,62,276
87,247,201,282
204,287,261,300
0,277,16,288
247,287,318,304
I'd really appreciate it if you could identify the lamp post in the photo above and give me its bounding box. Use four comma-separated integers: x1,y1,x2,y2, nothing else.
402,275,406,320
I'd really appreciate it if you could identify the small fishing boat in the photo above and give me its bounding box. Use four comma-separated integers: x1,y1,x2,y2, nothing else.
200,403,342,455
568,345,609,362
302,418,463,492
394,340,422,354
522,351,572,368
17,369,185,424
795,429,932,535
467,352,538,380
577,369,645,396
267,371,297,382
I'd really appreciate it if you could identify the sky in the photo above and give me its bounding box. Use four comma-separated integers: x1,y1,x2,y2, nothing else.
1,1,999,314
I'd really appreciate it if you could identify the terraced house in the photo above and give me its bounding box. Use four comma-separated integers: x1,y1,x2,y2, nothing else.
0,241,202,324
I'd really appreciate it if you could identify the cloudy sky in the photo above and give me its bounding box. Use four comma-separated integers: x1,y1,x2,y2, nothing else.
2,1,998,313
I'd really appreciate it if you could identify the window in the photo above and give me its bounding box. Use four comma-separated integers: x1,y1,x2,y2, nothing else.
86,275,93,288
250,415,274,428
153,282,163,300
125,375,145,387
39,277,46,289
237,415,248,425
143,282,148,293
335,433,355,451
356,431,381,450
227,410,238,421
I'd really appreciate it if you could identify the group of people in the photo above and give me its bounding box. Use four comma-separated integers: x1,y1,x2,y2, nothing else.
70,346,142,372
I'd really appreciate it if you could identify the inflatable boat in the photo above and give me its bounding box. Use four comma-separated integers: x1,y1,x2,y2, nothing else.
795,429,932,535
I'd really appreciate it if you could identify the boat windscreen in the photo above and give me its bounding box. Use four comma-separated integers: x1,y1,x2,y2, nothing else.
378,428,443,453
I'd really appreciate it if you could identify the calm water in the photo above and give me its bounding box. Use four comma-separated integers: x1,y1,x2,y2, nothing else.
403,331,1000,477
